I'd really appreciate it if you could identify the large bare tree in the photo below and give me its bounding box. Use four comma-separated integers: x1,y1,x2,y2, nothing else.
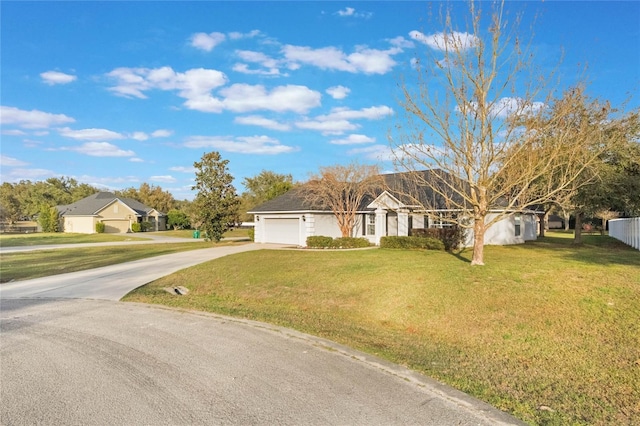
391,1,613,265
305,163,382,238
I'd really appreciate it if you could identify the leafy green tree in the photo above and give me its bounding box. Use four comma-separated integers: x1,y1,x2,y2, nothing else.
192,151,240,242
0,183,21,223
116,183,176,212
240,170,294,221
38,205,59,232
167,209,191,230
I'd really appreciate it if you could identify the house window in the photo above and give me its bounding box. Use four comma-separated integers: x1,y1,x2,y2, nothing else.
431,212,454,228
515,213,521,237
367,214,375,235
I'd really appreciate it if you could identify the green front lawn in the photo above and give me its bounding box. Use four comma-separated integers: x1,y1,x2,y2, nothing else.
124,233,640,425
0,232,148,247
0,242,241,283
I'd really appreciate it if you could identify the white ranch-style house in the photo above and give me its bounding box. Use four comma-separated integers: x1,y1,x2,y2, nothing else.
249,170,539,247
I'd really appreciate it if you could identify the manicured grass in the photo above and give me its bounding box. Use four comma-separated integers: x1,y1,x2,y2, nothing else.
124,232,640,425
0,242,242,283
0,232,148,247
0,228,250,247
147,228,251,239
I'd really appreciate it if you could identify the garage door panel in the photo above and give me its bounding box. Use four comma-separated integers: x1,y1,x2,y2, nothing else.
102,220,130,233
264,218,300,245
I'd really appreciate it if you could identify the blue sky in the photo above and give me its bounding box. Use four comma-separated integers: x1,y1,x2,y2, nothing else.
1,1,638,200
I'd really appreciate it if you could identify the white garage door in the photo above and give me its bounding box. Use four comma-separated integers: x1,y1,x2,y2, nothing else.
264,218,300,245
102,220,130,233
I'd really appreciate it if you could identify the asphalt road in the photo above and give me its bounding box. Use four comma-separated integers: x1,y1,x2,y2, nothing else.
0,242,526,425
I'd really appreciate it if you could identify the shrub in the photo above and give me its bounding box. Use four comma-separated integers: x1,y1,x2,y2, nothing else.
247,228,255,241
380,236,445,250
131,222,141,232
95,222,105,233
332,237,371,248
306,236,334,248
307,236,372,249
141,221,153,232
410,227,466,251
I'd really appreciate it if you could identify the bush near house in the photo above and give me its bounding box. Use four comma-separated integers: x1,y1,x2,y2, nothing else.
247,228,255,241
410,227,465,251
95,222,105,233
141,221,153,232
306,236,371,249
131,223,141,232
380,236,445,250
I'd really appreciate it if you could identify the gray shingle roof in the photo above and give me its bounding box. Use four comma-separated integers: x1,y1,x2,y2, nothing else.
248,170,468,214
57,192,163,216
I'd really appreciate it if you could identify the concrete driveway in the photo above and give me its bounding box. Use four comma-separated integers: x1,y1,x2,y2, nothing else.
0,242,526,425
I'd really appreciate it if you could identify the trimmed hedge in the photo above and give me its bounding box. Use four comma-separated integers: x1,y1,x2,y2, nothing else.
95,222,105,233
306,236,371,249
410,227,465,251
380,236,445,250
131,222,141,232
247,228,255,241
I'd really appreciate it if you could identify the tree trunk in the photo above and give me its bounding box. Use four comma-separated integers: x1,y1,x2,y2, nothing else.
538,212,547,238
563,212,570,231
471,217,485,266
573,211,583,244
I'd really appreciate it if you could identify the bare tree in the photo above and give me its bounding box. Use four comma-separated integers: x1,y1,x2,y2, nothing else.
305,163,382,238
391,1,612,265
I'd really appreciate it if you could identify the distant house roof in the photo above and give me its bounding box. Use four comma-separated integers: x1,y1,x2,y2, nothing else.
56,192,164,217
249,170,468,214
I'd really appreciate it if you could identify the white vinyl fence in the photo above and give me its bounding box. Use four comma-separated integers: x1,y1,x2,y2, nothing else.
608,217,640,250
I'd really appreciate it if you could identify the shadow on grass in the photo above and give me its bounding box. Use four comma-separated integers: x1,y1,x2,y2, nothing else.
524,234,640,267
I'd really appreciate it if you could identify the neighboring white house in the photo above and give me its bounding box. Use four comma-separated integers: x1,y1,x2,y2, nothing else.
249,170,539,247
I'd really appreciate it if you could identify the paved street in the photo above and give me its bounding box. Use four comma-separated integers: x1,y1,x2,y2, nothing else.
0,241,526,425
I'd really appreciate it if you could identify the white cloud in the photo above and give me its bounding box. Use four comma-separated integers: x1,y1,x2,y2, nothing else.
388,36,414,49
337,7,356,16
0,155,28,167
130,131,149,141
282,44,399,75
295,119,359,135
150,175,177,183
2,129,27,136
232,50,284,76
2,168,55,180
184,135,298,155
326,85,350,100
330,134,376,145
190,32,226,51
129,157,144,163
63,142,136,157
169,166,197,173
0,106,75,129
336,7,372,18
228,30,261,40
40,71,77,85
106,66,228,112
348,144,394,161
58,127,125,140
459,97,546,119
234,115,291,131
232,63,282,76
220,84,321,114
319,105,394,121
151,129,173,138
296,105,393,135
410,30,479,51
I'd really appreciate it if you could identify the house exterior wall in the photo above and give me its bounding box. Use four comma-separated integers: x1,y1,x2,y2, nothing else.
253,210,538,247
63,216,96,234
312,213,343,238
